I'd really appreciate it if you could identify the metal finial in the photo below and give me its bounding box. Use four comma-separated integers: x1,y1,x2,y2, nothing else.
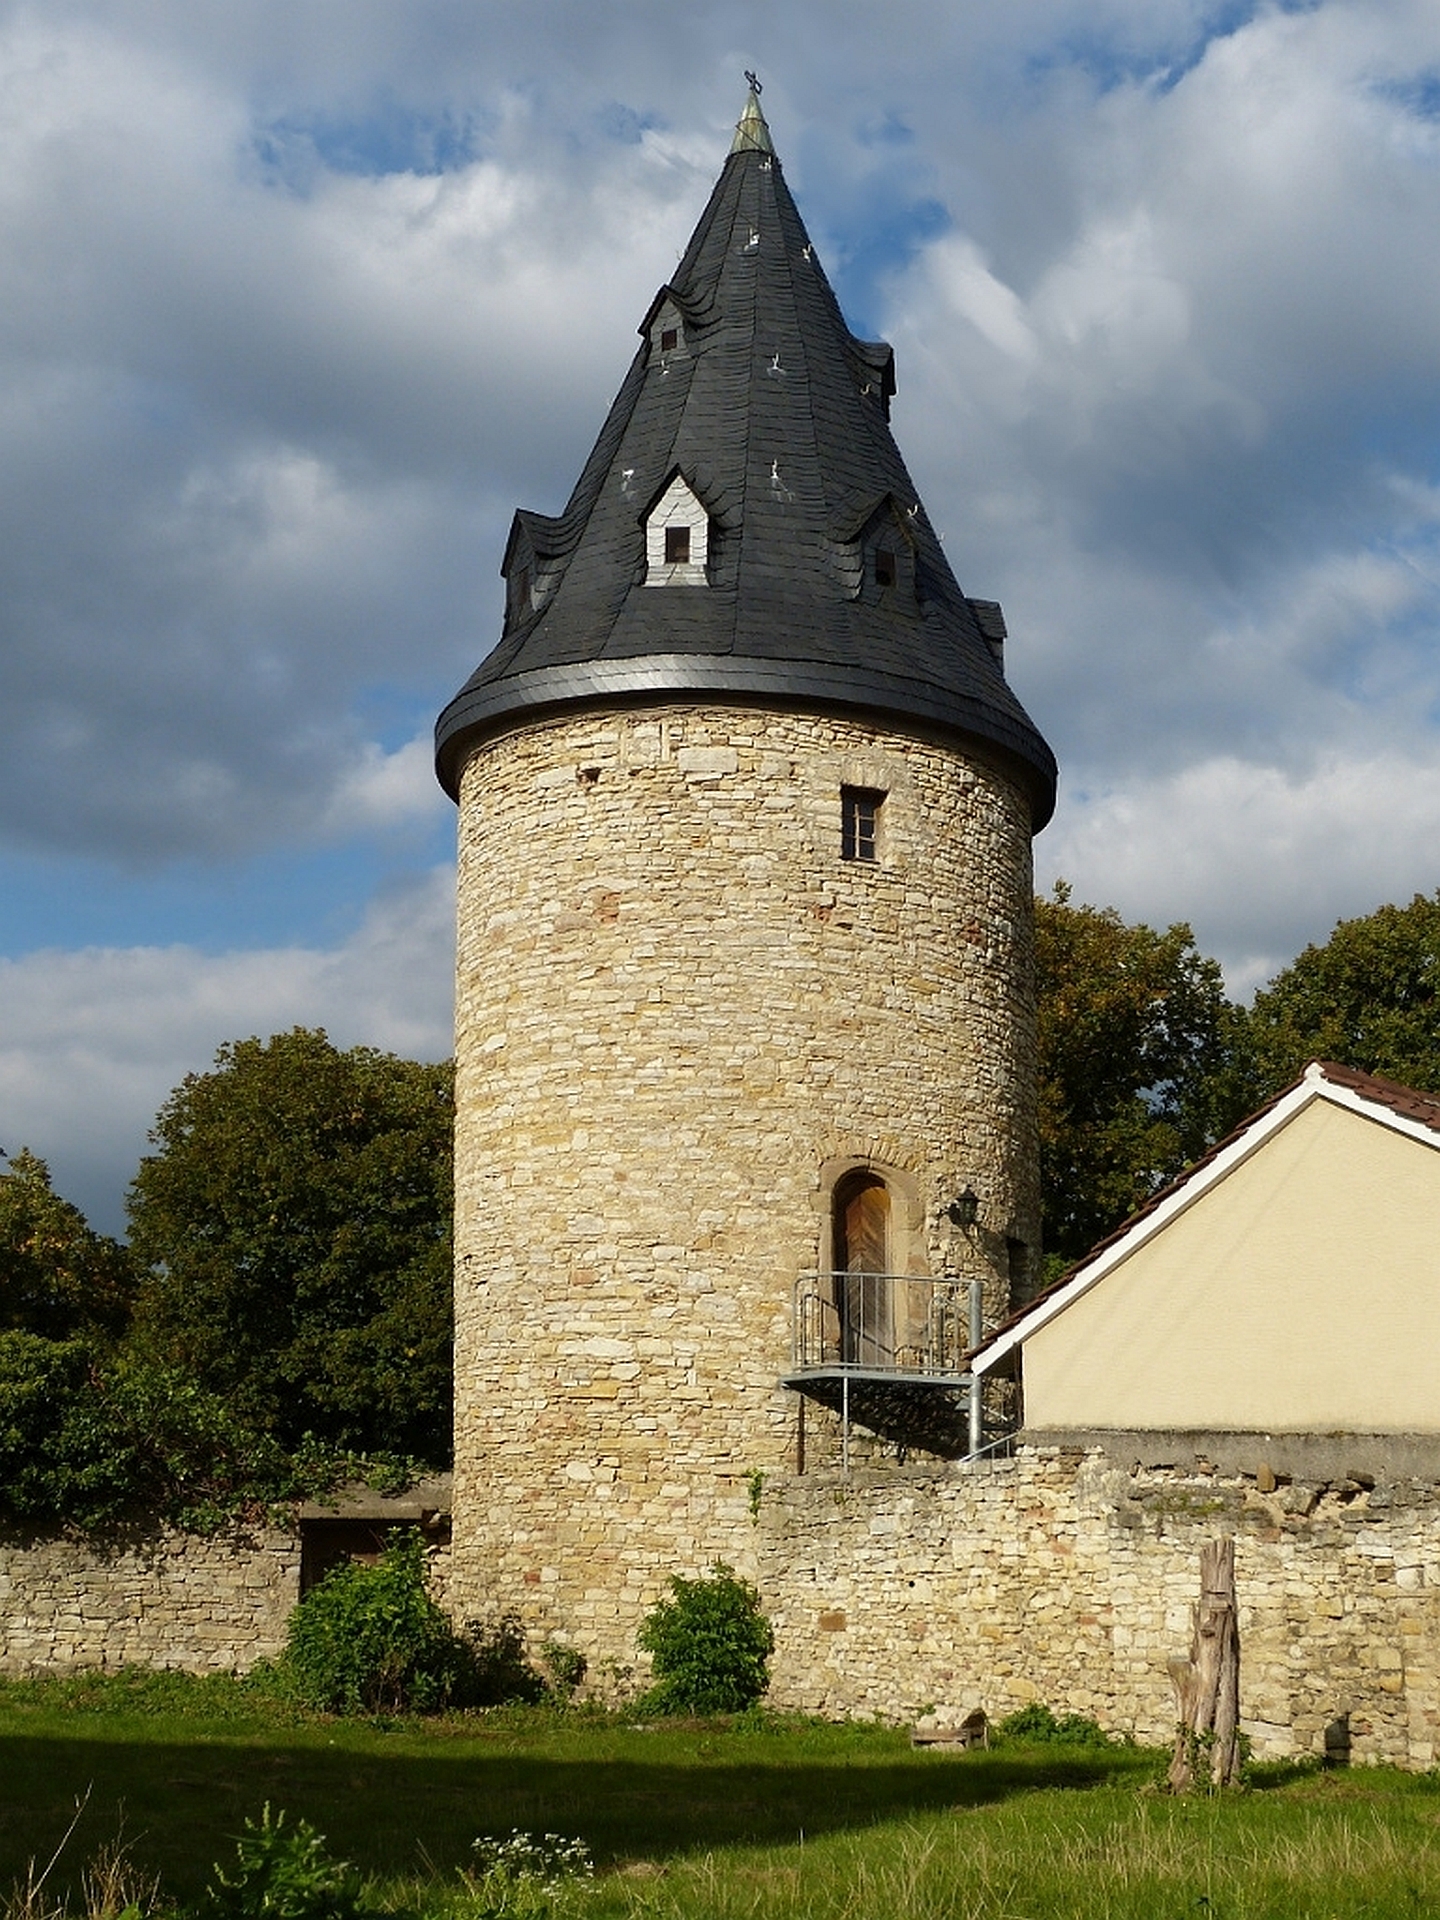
745,70,762,95
731,76,775,155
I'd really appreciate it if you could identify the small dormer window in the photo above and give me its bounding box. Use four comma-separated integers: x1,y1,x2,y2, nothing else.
875,549,897,589
644,294,688,361
645,472,710,585
506,562,533,627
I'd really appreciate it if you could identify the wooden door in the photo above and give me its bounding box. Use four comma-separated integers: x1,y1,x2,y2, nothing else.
834,1174,891,1366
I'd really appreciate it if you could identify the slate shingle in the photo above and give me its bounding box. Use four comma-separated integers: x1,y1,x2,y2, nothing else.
436,90,1058,827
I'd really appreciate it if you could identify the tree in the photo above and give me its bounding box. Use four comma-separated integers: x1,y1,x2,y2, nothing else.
0,1332,302,1531
1243,891,1440,1099
0,1149,135,1341
126,1030,453,1463
1036,884,1238,1269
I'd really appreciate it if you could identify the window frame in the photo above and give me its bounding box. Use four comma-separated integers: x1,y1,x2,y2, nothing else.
841,786,885,864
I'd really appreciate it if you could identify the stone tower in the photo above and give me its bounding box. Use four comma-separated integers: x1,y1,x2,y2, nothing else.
435,88,1056,1665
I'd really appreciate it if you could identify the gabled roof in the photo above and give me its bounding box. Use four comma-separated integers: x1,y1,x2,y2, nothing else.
435,87,1057,825
971,1059,1440,1378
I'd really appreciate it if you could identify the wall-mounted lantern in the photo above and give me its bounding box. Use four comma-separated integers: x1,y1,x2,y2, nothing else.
945,1185,980,1230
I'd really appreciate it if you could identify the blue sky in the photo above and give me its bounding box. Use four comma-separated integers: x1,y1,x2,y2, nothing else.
3,0,1440,1230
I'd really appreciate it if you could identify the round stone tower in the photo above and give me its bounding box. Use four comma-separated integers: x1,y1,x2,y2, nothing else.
435,88,1056,1666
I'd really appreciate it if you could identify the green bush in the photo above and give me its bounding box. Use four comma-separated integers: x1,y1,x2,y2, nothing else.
284,1530,481,1714
636,1563,774,1715
202,1804,363,1920
996,1701,1114,1747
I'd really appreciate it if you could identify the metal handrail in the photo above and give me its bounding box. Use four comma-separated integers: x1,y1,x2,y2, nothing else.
791,1271,974,1379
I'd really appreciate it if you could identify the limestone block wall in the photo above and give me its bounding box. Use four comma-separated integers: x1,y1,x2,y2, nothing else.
0,1527,301,1673
449,702,1039,1646
754,1447,1440,1769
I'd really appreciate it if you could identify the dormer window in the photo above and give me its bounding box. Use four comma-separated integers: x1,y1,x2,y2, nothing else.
503,560,535,628
645,472,710,585
642,290,689,361
875,549,897,589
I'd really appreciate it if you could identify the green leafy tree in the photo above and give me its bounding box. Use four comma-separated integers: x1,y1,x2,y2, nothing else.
0,1333,303,1531
126,1030,453,1463
0,1149,135,1341
0,1332,115,1522
0,1156,306,1531
1243,891,1440,1098
1036,885,1239,1269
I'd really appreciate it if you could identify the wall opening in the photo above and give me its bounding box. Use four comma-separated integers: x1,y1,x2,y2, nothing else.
833,1169,893,1366
842,786,884,862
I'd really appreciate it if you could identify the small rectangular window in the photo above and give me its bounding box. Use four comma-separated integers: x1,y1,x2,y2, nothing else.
664,524,691,564
841,786,884,862
874,549,897,589
660,327,678,351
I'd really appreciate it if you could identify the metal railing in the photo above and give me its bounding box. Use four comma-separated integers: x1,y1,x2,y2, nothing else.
791,1271,980,1380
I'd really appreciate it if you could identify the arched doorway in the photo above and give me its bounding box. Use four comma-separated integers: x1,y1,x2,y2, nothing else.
833,1170,893,1366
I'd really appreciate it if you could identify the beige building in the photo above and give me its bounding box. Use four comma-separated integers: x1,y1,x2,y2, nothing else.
433,86,1056,1661
973,1060,1440,1458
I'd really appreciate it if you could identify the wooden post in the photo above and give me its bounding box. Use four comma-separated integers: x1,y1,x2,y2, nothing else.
1167,1536,1241,1791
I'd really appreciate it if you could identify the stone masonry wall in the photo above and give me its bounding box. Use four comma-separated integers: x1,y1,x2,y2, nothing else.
449,702,1039,1647
0,1527,301,1673
753,1446,1440,1769
3,1455,1437,1770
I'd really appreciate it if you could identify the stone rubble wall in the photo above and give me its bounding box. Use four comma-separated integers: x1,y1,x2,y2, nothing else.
0,1526,301,1674
3,1452,1439,1771
756,1446,1440,1769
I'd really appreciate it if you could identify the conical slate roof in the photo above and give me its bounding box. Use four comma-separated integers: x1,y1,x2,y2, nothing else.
436,88,1057,827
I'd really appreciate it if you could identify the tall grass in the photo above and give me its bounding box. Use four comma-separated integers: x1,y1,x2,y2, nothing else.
598,1786,1440,1920
5,1676,1440,1919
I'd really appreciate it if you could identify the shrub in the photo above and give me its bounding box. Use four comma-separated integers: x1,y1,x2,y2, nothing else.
468,1614,547,1708
284,1530,480,1714
540,1640,587,1700
636,1563,773,1715
996,1701,1113,1747
202,1805,363,1920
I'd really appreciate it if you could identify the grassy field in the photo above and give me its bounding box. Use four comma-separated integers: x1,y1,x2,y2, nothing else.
5,1675,1440,1918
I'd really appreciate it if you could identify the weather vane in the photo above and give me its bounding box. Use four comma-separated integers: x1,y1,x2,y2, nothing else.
745,70,762,95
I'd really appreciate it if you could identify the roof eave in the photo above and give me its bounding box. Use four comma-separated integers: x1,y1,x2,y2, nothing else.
434,652,1058,824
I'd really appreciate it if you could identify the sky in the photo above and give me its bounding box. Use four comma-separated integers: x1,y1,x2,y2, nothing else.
3,0,1440,1233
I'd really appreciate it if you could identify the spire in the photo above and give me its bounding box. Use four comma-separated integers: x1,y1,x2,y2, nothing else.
731,75,774,155
436,94,1056,829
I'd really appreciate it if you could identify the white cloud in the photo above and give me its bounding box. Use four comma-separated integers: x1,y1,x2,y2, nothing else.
1039,749,1440,1000
0,866,455,1234
4,0,1440,1205
321,735,448,836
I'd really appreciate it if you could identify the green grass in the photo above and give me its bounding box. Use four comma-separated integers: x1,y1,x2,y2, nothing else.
5,1674,1440,1918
